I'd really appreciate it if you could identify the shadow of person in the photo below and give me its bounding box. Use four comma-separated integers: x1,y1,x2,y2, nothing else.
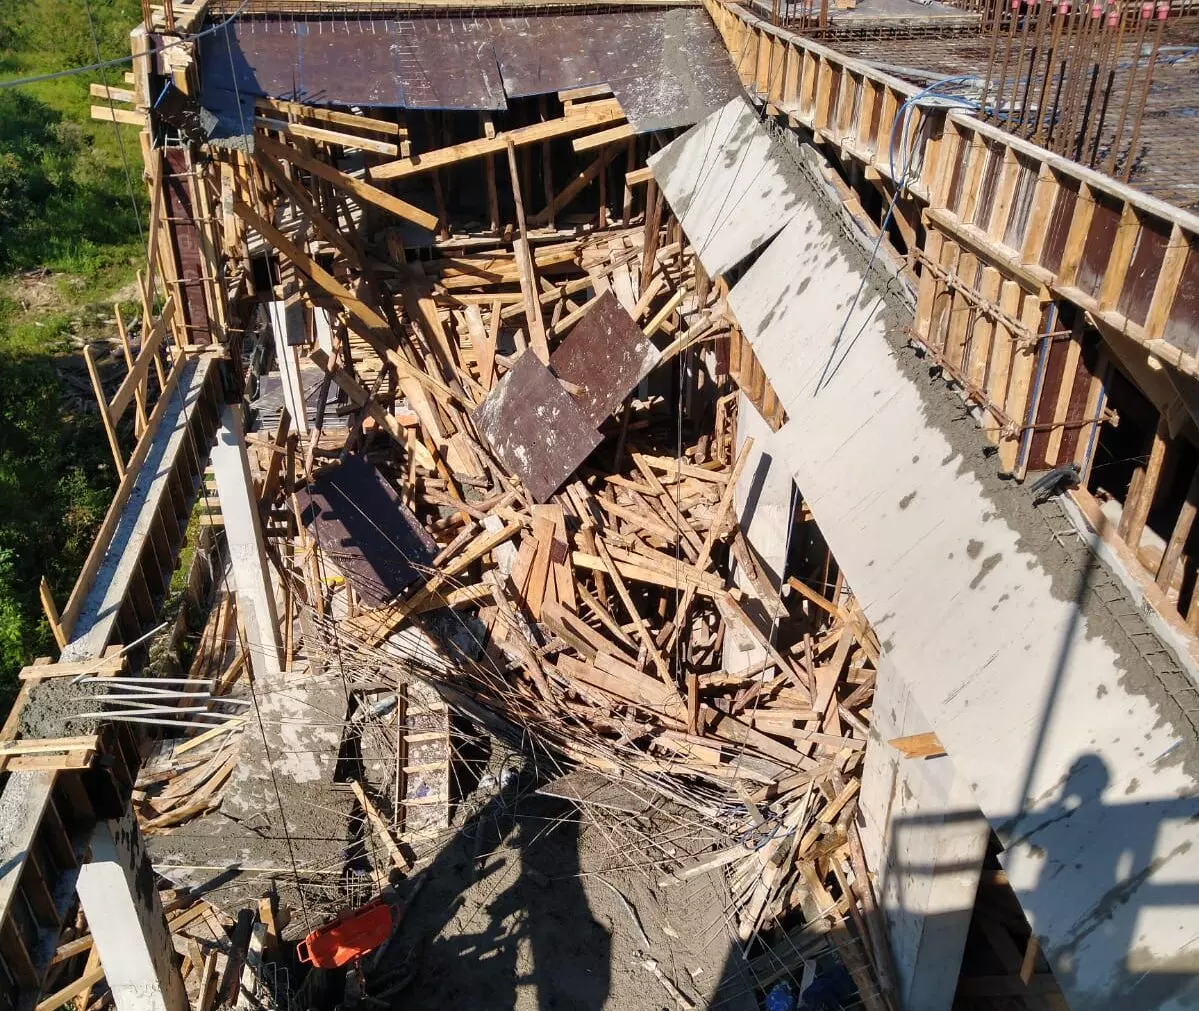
1001,752,1199,1010
381,760,612,1010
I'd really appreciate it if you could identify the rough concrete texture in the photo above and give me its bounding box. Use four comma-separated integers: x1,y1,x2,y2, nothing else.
700,119,1199,1009
17,678,100,738
385,740,759,1011
150,656,355,937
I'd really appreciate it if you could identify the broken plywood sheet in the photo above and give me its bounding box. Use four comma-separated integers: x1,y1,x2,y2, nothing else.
550,290,661,428
473,350,602,503
649,96,806,279
296,455,437,608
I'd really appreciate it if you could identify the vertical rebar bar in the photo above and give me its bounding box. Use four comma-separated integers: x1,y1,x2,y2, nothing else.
1121,1,1169,181
1033,0,1071,144
1104,0,1153,174
1086,2,1125,166
1016,0,1053,135
993,0,1024,125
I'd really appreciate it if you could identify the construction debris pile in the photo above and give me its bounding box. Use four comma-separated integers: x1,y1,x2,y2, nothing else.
5,84,896,1011
222,100,898,1002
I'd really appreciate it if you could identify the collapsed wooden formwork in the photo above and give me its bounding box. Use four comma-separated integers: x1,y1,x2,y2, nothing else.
148,73,900,1006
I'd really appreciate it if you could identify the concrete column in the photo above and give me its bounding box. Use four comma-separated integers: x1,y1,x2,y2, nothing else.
76,810,188,1011
212,404,282,678
858,655,990,1011
723,392,795,674
268,299,308,435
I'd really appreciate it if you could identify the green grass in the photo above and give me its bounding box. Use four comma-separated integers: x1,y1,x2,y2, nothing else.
0,0,146,713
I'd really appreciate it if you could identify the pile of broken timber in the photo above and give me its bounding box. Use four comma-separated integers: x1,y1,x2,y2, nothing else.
237,110,894,1003
133,592,248,834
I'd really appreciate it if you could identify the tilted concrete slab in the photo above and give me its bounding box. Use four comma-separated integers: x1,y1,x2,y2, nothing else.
63,355,217,664
723,153,1199,1008
649,96,806,279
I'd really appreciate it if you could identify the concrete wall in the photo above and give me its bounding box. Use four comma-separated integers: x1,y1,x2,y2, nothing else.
723,392,795,675
859,656,990,1011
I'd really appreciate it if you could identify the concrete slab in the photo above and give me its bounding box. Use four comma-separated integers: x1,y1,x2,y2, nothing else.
727,152,1199,1009
649,96,806,279
64,356,216,664
858,656,989,1011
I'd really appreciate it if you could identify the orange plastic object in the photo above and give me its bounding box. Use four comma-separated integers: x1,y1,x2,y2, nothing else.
296,898,399,968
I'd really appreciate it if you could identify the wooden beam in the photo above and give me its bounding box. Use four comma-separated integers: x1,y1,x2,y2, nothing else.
83,343,125,478
89,83,135,104
349,779,412,872
506,140,549,362
109,298,175,422
90,105,144,126
572,123,637,153
1118,415,1168,550
256,134,438,232
529,145,621,227
369,105,625,181
35,963,106,1011
254,97,403,137
1157,464,1199,590
256,117,399,157
38,578,67,651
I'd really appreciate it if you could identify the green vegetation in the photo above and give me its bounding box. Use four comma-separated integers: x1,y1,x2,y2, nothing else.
0,0,145,712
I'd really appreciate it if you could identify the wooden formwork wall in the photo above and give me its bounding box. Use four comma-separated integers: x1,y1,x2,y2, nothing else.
704,0,1199,482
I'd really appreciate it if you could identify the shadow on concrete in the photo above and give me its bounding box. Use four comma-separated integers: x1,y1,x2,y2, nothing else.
380,756,613,1010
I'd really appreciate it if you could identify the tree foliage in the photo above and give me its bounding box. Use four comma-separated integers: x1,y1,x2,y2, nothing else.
0,0,141,710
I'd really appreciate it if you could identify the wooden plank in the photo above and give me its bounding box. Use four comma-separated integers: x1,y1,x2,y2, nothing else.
1157,464,1199,590
572,123,637,153
109,298,176,422
90,104,144,126
256,134,438,231
888,732,946,758
1118,416,1168,550
371,105,625,180
506,140,549,362
349,779,412,872
83,343,125,478
255,117,399,157
254,97,403,136
89,83,135,103
35,963,106,1011
39,578,67,651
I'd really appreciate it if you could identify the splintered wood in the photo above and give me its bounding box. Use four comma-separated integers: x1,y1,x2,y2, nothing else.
224,96,894,1009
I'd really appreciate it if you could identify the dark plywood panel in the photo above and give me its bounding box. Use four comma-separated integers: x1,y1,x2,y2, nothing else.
473,351,602,503
549,290,661,428
296,455,437,608
1074,193,1121,300
394,18,505,110
200,18,505,110
1163,244,1199,358
1117,214,1169,328
299,23,405,108
490,15,605,98
1039,179,1079,274
199,10,738,129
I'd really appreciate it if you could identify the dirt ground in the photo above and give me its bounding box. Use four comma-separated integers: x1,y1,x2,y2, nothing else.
368,739,761,1010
